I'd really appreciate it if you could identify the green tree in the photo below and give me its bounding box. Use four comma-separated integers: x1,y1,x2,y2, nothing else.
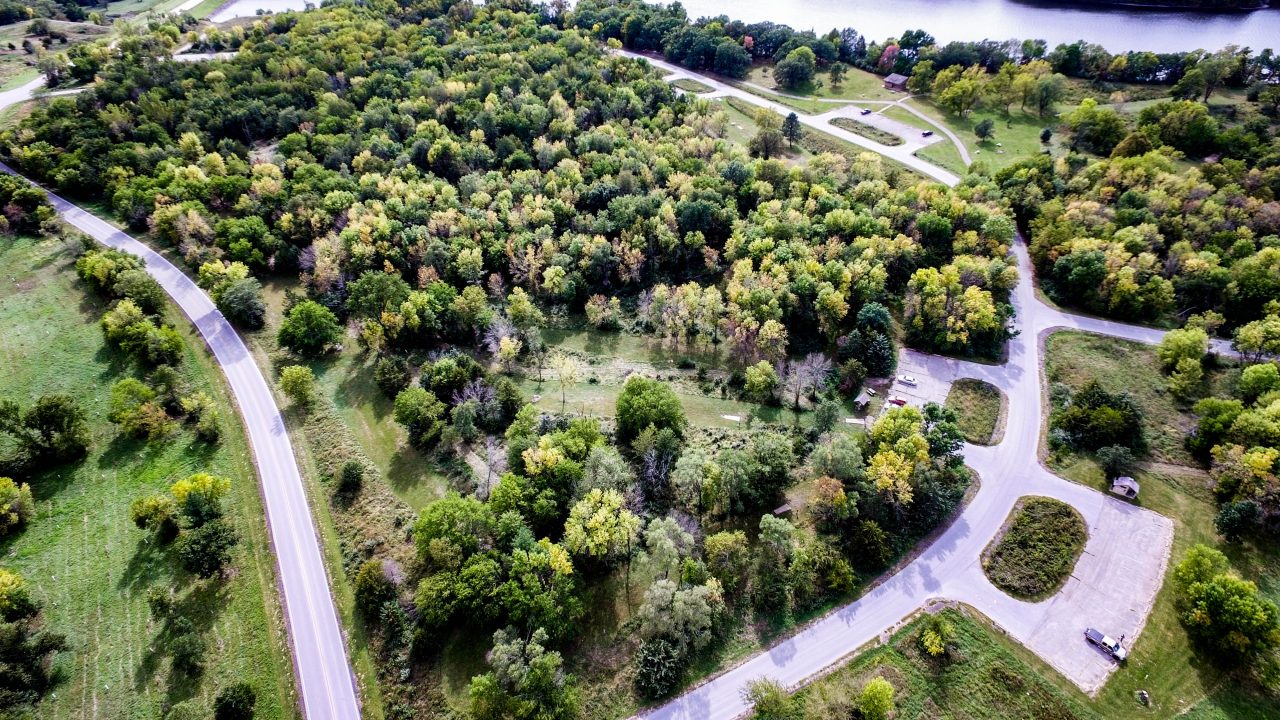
828,62,847,89
781,112,803,148
277,300,341,357
0,477,34,536
744,361,779,402
773,46,816,89
615,376,687,445
177,519,239,578
469,627,579,720
749,108,786,159
1173,544,1280,660
563,489,640,567
974,118,995,142
279,365,316,409
217,277,266,329
394,387,447,449
0,394,90,463
703,530,750,593
214,683,257,720
858,677,895,720
633,637,682,700
745,678,800,720
1158,327,1209,370
170,472,230,527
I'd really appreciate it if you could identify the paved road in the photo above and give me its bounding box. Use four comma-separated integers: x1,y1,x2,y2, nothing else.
618,51,961,186
0,79,360,720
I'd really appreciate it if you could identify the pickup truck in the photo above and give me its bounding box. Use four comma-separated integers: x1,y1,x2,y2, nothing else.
1084,628,1127,661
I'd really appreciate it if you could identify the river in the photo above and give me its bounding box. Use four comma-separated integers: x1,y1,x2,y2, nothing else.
208,0,1280,52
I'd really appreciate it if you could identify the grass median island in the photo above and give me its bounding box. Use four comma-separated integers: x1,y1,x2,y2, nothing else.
945,379,1004,445
830,117,903,146
0,236,295,719
671,78,713,93
983,497,1087,600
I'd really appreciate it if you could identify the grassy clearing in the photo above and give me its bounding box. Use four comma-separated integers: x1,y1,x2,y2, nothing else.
0,20,108,88
830,116,903,146
1044,331,1223,466
672,78,713,93
982,497,1087,600
945,379,1004,445
745,64,902,103
795,122,927,185
0,236,296,719
906,100,1056,174
796,607,1097,719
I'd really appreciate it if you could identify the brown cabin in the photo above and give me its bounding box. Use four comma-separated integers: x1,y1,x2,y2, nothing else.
883,73,909,91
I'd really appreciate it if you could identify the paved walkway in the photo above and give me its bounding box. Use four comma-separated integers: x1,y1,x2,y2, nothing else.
0,75,359,720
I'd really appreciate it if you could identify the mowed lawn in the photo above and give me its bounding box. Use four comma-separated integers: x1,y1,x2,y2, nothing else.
0,237,296,719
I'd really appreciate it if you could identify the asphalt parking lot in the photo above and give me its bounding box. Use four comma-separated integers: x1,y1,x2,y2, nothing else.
885,354,954,410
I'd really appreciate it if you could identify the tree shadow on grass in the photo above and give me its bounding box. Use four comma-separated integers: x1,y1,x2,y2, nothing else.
135,578,232,702
119,536,177,595
386,444,442,506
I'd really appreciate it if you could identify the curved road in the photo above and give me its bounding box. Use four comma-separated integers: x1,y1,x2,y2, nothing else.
618,51,961,186
0,79,359,719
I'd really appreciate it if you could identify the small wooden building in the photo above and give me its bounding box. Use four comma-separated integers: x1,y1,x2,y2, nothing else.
1110,476,1139,499
884,73,909,91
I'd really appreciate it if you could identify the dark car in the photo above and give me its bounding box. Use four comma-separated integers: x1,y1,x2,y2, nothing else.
860,108,872,115
922,130,934,137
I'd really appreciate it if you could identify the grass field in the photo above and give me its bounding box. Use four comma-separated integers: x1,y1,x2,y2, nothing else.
0,20,108,89
945,379,1004,445
0,236,296,719
830,116,903,146
796,607,1098,719
1044,331,1227,466
982,497,1087,600
907,100,1055,174
672,78,713,93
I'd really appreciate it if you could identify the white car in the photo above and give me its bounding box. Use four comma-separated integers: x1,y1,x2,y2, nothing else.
1084,628,1127,661
897,375,918,387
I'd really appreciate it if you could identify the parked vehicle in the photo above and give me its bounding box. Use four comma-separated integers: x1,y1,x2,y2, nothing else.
922,130,934,137
889,397,908,407
897,375,918,387
860,108,872,115
1084,628,1127,661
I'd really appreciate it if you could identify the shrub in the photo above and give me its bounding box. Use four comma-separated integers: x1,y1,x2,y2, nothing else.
633,637,683,700
214,682,257,720
279,365,316,409
984,498,1087,599
373,356,411,397
0,477,34,535
177,519,239,578
353,559,396,617
338,460,364,496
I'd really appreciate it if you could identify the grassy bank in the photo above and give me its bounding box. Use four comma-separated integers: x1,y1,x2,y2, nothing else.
0,235,296,719
796,607,1097,719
